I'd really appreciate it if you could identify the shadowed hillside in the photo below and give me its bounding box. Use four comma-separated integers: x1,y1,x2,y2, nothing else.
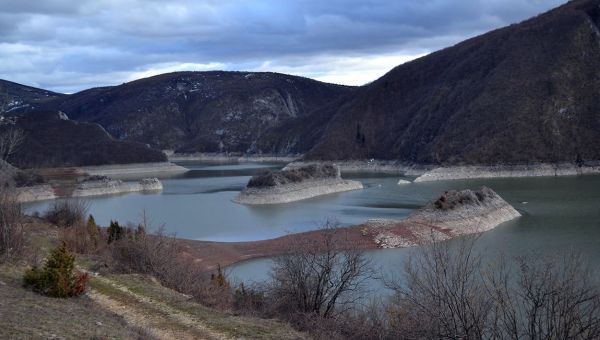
5,110,166,168
0,80,64,114
5,1,600,166
39,71,355,154
306,0,600,165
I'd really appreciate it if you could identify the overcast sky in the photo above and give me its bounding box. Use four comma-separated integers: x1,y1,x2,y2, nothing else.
0,0,566,93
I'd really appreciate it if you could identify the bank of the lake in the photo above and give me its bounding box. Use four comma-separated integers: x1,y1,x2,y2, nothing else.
23,162,600,287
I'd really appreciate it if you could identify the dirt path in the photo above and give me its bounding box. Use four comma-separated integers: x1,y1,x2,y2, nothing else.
88,274,305,340
89,275,224,340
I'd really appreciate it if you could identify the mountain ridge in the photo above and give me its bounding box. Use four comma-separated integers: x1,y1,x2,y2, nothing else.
4,0,600,167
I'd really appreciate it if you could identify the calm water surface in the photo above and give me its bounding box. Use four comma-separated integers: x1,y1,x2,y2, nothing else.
25,161,600,286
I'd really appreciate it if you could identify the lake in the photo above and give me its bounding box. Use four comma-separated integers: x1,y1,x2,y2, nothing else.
25,161,600,287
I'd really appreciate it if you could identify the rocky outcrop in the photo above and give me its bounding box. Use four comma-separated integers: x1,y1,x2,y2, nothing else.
361,187,520,248
414,163,600,182
234,164,363,204
406,186,521,233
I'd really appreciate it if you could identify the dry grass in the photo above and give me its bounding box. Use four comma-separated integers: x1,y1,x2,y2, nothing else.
0,264,145,340
90,273,307,340
3,215,307,340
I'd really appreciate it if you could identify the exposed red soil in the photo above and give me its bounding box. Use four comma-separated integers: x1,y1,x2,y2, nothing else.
178,221,453,272
35,167,88,197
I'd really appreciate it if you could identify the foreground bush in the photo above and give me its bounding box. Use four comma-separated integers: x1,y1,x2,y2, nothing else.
23,242,89,297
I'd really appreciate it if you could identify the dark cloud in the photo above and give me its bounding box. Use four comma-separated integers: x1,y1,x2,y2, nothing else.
0,0,566,93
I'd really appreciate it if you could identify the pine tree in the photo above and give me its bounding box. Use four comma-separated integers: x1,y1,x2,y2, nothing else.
107,220,123,244
87,214,100,248
23,242,88,297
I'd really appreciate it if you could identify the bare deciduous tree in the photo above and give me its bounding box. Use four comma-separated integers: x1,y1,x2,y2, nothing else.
0,185,24,260
0,127,25,163
387,235,492,339
386,234,600,340
486,253,600,340
268,221,373,319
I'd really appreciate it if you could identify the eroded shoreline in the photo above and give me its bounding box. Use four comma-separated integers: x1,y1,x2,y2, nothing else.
285,160,600,181
233,178,364,204
17,178,163,203
168,152,300,163
185,187,520,271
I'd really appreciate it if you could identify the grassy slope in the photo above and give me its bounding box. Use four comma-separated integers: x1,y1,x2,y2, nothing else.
0,218,306,340
0,265,146,340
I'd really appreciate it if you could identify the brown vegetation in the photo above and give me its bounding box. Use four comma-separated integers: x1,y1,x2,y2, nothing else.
0,186,24,260
385,236,600,339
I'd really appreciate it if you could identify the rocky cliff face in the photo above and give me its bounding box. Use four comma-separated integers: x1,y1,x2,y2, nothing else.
37,71,354,154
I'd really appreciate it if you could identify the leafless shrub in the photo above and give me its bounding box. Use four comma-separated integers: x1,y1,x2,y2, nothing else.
387,235,492,339
386,235,600,340
260,220,373,334
60,214,102,254
486,252,600,340
107,213,233,309
110,224,178,275
0,185,24,260
334,298,392,340
44,199,89,228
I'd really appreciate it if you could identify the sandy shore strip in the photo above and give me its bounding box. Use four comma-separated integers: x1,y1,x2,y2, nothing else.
82,162,188,179
233,178,364,204
168,152,300,163
414,163,600,182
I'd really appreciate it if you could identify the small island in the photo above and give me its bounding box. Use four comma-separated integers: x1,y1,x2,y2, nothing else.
233,163,363,204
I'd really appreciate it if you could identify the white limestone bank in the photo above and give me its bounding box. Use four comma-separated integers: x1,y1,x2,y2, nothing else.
17,178,163,203
406,186,521,233
364,187,521,248
168,152,300,163
234,163,363,204
82,162,188,179
71,178,162,198
414,163,600,182
234,179,363,205
285,160,431,175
